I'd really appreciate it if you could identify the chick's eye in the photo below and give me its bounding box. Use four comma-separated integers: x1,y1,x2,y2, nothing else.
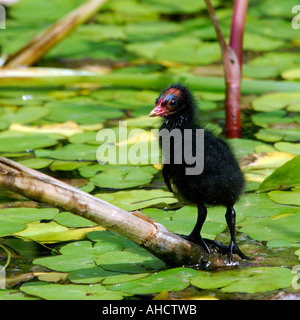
169,99,177,107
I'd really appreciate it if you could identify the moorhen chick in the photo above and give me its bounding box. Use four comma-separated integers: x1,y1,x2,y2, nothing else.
149,83,248,261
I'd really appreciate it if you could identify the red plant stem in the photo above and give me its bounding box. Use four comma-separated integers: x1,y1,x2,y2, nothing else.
226,0,248,138
230,0,249,68
204,0,248,138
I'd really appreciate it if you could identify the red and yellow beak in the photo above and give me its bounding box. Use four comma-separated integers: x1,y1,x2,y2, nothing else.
149,99,175,117
149,99,165,117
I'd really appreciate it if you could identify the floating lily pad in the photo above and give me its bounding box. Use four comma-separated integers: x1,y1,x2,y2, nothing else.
107,267,197,294
90,166,157,189
0,134,58,153
68,266,126,284
38,144,99,161
274,142,300,155
255,128,300,142
54,212,97,228
0,207,58,237
251,110,294,128
20,282,123,300
259,155,300,191
49,160,92,172
191,267,293,293
0,289,39,300
18,157,53,169
34,238,124,272
95,249,165,273
244,33,287,51
252,93,300,112
239,212,300,245
282,68,300,81
3,106,50,125
45,104,123,124
268,190,300,206
15,221,103,243
95,189,176,211
228,138,268,158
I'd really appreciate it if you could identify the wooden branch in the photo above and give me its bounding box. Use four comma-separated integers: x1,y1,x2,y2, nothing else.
0,156,231,268
4,0,108,67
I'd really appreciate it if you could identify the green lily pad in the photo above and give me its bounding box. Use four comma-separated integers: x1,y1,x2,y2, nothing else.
244,33,287,52
20,282,123,300
251,110,294,128
0,289,39,300
95,249,165,273
268,190,300,206
255,128,300,142
68,266,126,284
274,142,300,155
90,166,157,189
45,104,123,124
252,93,300,112
3,106,50,125
34,237,124,272
146,0,220,14
0,207,58,237
0,208,58,224
0,134,58,153
282,68,300,81
18,157,53,169
228,138,268,158
54,212,97,228
259,155,300,191
49,160,92,171
155,38,221,65
191,267,293,293
38,144,99,161
239,212,300,244
95,189,176,211
107,267,197,294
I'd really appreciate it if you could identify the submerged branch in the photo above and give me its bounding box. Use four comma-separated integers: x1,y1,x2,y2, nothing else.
4,0,108,67
0,156,230,268
1,68,300,94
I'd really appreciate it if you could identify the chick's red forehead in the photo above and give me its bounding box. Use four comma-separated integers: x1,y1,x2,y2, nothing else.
160,87,182,101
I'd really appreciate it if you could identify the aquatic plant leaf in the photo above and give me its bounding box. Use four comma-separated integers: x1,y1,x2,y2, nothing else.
33,237,123,272
239,213,300,244
95,189,176,211
191,267,293,293
268,190,300,206
252,93,300,112
251,110,294,128
90,166,157,189
107,267,197,294
18,157,53,169
0,134,57,152
45,104,123,124
20,282,123,300
54,211,97,228
274,142,300,155
39,144,99,161
259,155,300,191
0,208,58,237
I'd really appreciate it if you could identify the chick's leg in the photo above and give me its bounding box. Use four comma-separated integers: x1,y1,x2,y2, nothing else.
179,203,210,254
225,206,249,261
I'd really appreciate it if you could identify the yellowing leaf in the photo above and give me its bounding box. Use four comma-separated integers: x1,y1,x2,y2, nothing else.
9,121,83,137
15,221,105,243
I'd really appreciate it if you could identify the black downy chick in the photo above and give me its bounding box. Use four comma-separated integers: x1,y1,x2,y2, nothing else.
149,83,248,261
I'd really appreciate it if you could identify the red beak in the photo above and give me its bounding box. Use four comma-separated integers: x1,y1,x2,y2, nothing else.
149,99,166,117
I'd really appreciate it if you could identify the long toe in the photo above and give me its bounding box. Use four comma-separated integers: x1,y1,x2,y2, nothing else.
177,233,210,254
233,245,250,260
